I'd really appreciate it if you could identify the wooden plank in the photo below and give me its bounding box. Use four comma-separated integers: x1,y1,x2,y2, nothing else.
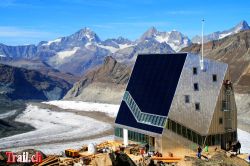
158,159,180,163
151,157,182,160
38,157,58,166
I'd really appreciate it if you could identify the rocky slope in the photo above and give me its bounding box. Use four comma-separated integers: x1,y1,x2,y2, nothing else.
0,59,79,84
182,30,250,93
0,64,72,100
0,44,37,59
64,56,131,104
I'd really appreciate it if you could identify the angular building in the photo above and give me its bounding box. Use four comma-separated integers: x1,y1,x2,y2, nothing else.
114,53,237,153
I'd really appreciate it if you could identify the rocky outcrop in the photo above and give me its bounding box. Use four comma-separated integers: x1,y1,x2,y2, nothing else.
0,44,37,59
0,64,72,100
64,56,131,104
0,59,80,84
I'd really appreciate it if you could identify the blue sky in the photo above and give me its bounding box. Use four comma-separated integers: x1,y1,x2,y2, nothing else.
0,0,250,45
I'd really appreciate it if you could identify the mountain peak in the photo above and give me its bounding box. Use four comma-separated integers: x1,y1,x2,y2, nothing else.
234,20,249,31
192,20,250,43
71,27,101,42
138,27,158,42
146,26,158,35
78,27,93,34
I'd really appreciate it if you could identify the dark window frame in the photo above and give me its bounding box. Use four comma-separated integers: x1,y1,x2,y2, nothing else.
193,67,197,75
194,83,199,91
195,103,200,111
172,121,177,133
219,117,223,124
185,95,190,103
187,129,192,141
213,74,217,82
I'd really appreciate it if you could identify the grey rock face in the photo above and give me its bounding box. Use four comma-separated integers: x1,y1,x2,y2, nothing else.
102,37,133,48
137,27,191,52
111,39,174,63
64,56,131,103
0,44,37,59
0,64,72,100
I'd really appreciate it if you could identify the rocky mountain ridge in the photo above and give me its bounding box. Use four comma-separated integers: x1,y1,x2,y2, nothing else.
64,56,131,103
1,21,249,76
192,20,250,43
0,64,72,100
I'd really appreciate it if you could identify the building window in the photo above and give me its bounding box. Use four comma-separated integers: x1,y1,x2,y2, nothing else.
198,135,203,145
182,126,187,138
194,83,199,91
184,95,190,103
219,118,223,124
187,129,192,141
177,123,182,135
192,131,198,143
213,74,217,82
195,103,200,111
193,67,197,75
115,127,123,138
172,121,177,133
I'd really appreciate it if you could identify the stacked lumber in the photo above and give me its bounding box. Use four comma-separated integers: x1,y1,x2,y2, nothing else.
33,155,59,166
151,156,182,160
151,156,182,164
97,141,121,149
59,158,73,166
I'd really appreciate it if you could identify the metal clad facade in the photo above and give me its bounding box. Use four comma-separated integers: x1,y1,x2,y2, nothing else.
167,54,228,135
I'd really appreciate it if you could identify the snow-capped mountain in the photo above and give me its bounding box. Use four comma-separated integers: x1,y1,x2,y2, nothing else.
192,20,250,43
1,20,250,75
38,28,101,51
138,27,192,51
111,38,174,63
98,37,135,53
0,27,175,75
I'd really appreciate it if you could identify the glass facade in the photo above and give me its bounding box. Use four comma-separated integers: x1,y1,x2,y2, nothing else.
115,127,149,144
123,91,166,128
115,127,123,138
166,118,237,146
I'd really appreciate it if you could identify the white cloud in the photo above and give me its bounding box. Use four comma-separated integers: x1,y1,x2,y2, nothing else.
0,26,52,38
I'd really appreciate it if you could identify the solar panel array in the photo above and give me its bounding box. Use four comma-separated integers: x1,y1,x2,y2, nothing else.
115,53,187,134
